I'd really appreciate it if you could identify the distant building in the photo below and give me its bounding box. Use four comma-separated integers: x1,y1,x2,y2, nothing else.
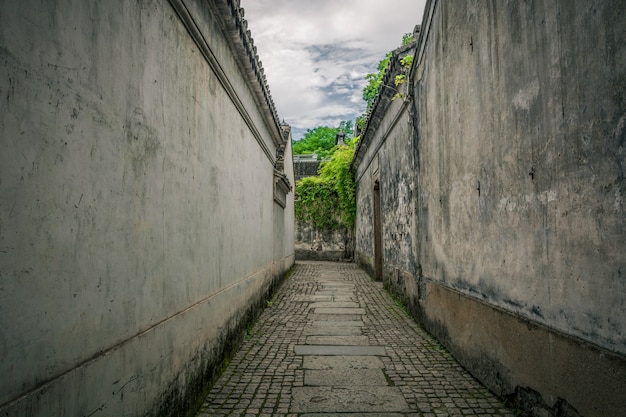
293,154,320,181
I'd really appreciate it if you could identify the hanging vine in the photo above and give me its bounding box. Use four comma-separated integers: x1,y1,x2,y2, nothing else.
295,144,356,231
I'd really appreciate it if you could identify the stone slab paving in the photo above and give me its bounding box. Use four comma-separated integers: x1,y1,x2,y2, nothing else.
196,261,519,417
305,335,370,345
294,345,387,356
314,307,367,315
309,313,364,321
303,355,384,370
291,386,409,413
304,368,388,386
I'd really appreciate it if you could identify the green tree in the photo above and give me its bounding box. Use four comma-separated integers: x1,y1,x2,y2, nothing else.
292,121,354,160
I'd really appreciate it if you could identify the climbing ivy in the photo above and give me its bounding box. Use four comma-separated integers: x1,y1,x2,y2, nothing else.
295,143,356,231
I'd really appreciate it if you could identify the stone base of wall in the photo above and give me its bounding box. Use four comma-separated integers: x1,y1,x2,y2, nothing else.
0,256,295,417
355,253,375,280
414,280,626,417
294,221,353,262
152,254,296,417
325,252,626,417
295,249,349,262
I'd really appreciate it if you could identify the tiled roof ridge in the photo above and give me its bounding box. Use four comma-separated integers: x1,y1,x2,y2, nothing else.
351,38,418,171
364,39,418,136
216,0,282,143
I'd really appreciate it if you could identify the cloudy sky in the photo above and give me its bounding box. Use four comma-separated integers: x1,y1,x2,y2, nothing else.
240,0,426,140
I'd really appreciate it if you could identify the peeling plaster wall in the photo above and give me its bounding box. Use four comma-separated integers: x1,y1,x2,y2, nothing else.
411,1,626,415
354,101,418,286
353,1,626,416
414,0,625,360
0,0,293,416
355,165,375,273
353,43,419,292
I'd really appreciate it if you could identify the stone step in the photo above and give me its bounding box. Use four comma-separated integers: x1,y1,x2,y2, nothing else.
294,345,386,356
308,313,362,321
291,386,409,413
303,324,363,336
314,307,366,315
304,368,388,386
309,301,360,309
300,414,404,417
302,355,384,370
305,335,369,345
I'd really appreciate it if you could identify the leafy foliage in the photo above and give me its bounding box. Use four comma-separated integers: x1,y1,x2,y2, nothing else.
359,33,415,124
292,121,353,160
295,143,356,231
355,114,367,131
401,32,414,46
291,126,337,158
319,145,356,228
400,54,414,67
294,32,414,232
362,52,391,111
392,55,414,101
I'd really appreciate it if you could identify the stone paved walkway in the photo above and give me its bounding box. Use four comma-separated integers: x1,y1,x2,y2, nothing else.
197,261,519,417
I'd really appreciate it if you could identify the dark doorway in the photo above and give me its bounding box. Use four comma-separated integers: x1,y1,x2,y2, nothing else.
373,179,383,281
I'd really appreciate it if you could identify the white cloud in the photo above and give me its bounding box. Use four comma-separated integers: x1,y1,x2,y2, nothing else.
241,0,426,139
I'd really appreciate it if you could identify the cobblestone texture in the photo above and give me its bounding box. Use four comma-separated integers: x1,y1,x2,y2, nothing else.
196,261,519,416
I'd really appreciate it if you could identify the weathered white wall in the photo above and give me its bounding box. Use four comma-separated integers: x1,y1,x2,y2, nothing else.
275,125,296,268
353,1,626,415
0,0,293,415
414,0,625,357
353,43,419,288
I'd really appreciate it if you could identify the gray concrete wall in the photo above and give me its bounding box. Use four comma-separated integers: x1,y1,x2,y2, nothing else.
353,0,626,415
0,0,294,416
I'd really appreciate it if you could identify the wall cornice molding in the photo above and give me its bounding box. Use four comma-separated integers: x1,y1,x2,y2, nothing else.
168,0,282,163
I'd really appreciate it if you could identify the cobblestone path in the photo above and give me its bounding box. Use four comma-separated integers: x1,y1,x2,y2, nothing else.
197,261,519,417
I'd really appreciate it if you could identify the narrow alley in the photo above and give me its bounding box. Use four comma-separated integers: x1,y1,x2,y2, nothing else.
197,262,518,416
